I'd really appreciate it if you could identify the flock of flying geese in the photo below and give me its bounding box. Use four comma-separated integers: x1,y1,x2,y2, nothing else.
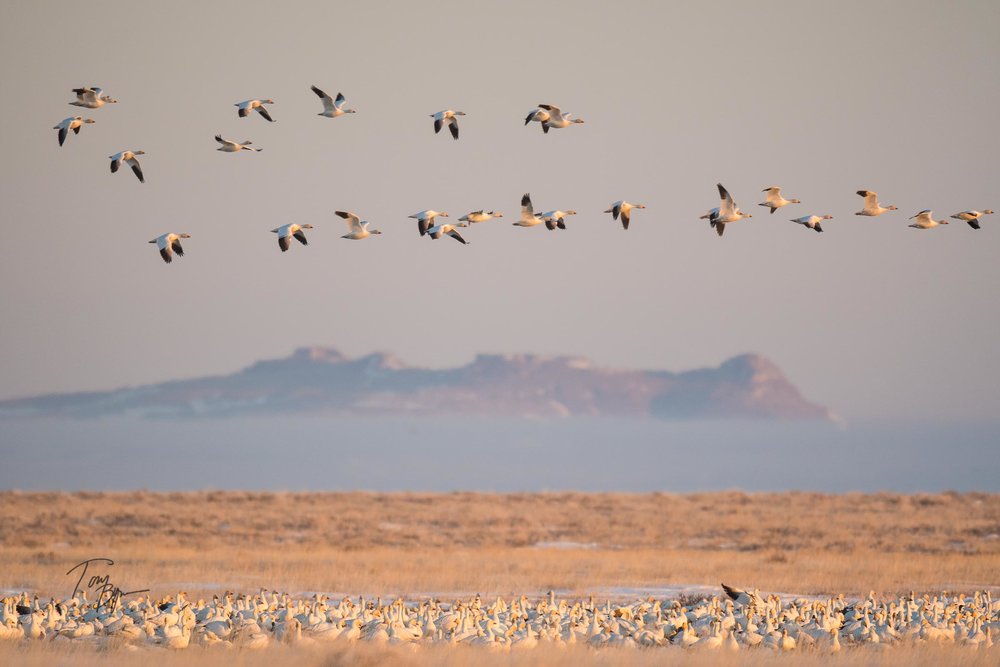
54,86,993,264
2,586,997,653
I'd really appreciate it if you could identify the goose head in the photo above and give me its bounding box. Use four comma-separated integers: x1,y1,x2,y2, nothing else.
134,150,146,156
984,209,995,215
791,198,802,204
565,210,577,216
820,215,833,220
571,118,585,124
83,118,96,124
634,204,647,209
265,99,275,104
179,233,191,239
301,224,315,229
887,205,898,211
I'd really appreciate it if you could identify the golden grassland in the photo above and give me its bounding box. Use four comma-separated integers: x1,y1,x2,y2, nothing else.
1,491,998,599
0,641,998,667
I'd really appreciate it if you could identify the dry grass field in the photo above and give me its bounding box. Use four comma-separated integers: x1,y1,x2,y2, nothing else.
1,491,998,599
0,641,997,667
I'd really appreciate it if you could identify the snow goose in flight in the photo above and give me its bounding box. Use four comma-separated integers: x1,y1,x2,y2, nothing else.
215,134,261,152
109,150,146,183
536,104,584,132
908,210,948,229
427,223,469,244
950,209,993,229
605,201,646,230
538,209,577,230
855,190,897,216
431,110,465,140
791,214,831,233
513,193,545,227
408,210,449,236
149,233,190,264
700,183,752,237
759,187,800,214
53,116,94,147
310,86,354,118
69,87,117,109
721,584,765,609
337,211,380,239
236,99,275,122
459,210,503,224
271,223,314,251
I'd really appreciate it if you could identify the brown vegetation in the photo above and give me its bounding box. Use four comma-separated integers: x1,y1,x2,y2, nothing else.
1,491,997,599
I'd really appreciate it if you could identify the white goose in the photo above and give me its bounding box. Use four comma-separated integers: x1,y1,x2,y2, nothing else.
53,116,94,147
431,110,465,140
950,209,993,230
538,209,577,230
513,193,545,227
408,210,449,236
791,214,831,233
311,86,354,118
215,134,261,152
236,99,275,122
69,87,117,109
109,150,146,183
459,210,503,224
855,190,898,216
908,210,949,229
536,104,584,133
427,223,469,245
759,187,801,214
271,223,314,251
149,233,190,264
700,183,752,237
337,211,380,240
605,201,646,230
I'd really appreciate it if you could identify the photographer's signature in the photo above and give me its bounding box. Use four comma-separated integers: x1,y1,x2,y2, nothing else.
67,558,149,611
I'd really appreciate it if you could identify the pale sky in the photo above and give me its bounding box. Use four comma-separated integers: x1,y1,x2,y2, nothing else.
1,0,998,421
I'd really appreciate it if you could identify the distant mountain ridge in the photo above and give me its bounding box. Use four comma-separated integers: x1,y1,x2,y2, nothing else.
0,347,833,421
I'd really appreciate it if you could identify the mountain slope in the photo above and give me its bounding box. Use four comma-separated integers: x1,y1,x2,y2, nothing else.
0,347,833,421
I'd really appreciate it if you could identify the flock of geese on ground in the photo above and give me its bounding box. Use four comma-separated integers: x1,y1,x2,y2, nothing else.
2,585,997,653
54,86,993,264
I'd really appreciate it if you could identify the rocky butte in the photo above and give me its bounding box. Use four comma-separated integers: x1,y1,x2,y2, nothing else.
0,347,833,421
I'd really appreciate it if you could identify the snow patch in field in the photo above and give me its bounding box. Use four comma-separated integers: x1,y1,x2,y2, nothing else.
533,541,598,549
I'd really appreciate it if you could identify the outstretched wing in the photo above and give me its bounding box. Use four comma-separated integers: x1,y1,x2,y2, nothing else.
110,157,121,173
278,235,290,252
293,230,308,245
434,118,443,134
336,210,361,231
717,183,736,217
448,117,459,140
521,193,534,217
171,240,184,256
127,157,144,183
256,106,274,122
